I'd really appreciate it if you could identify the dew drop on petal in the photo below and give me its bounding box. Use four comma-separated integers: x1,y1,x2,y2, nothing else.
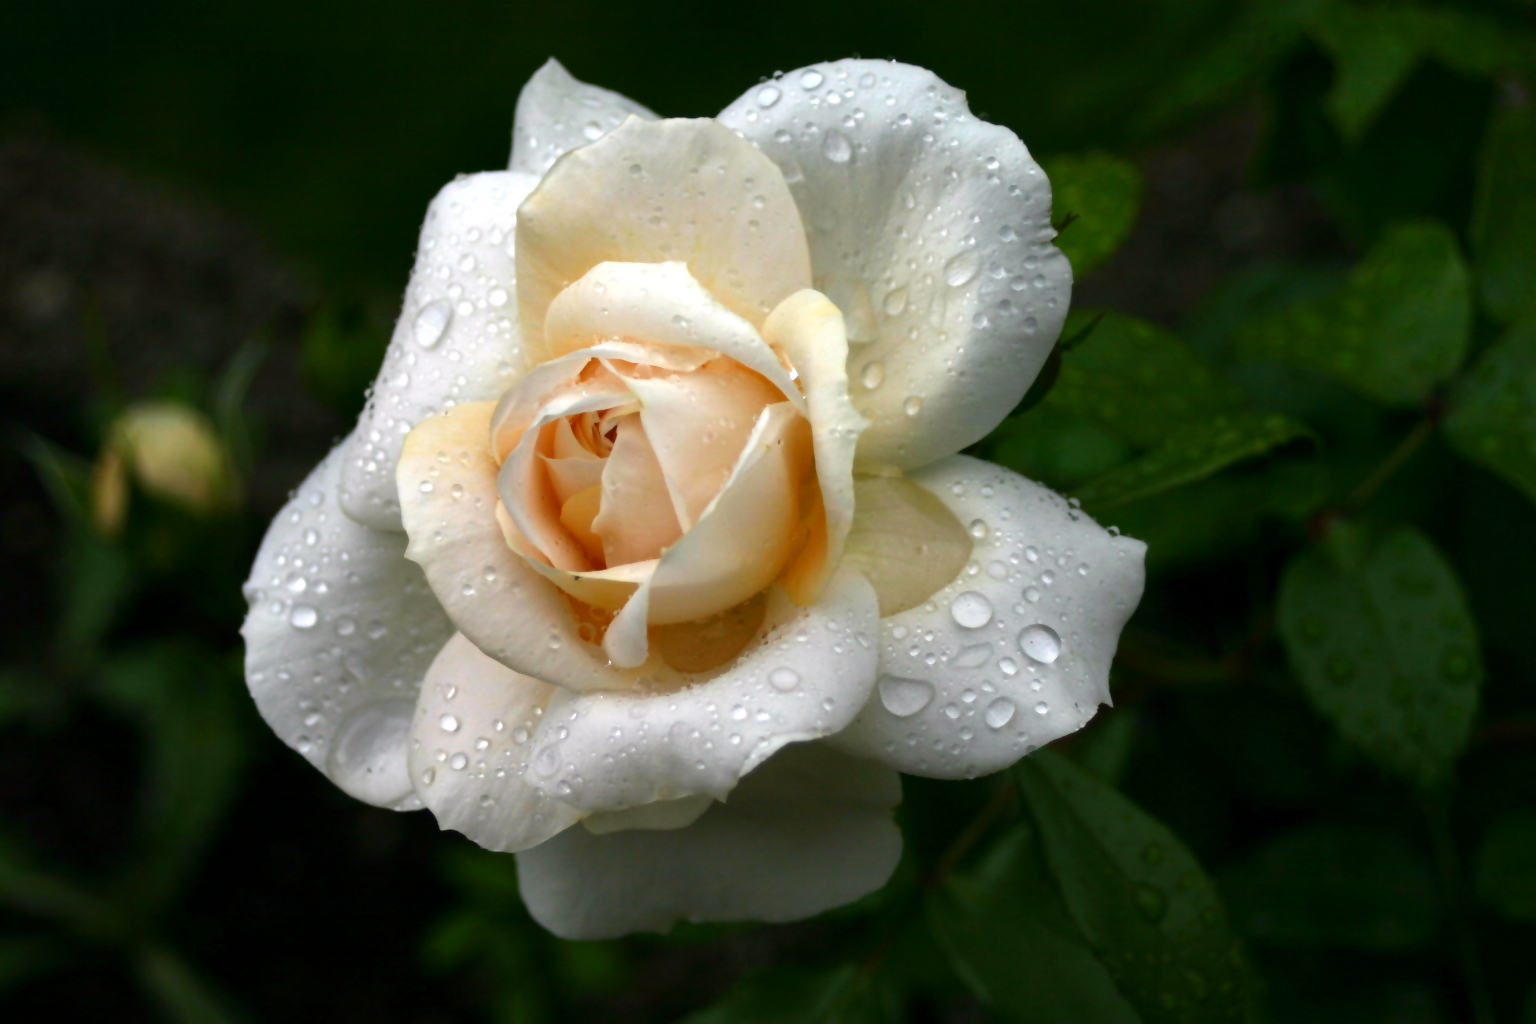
951,591,995,629
1019,623,1062,664
769,667,801,691
822,130,853,163
757,84,782,107
944,250,980,287
985,697,1016,729
878,676,934,717
413,299,452,349
439,713,460,734
290,605,318,629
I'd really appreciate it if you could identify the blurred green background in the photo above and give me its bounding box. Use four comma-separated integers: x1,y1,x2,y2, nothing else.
2,1,1535,1022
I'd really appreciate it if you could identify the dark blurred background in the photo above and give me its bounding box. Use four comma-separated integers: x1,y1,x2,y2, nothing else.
3,1,1535,1022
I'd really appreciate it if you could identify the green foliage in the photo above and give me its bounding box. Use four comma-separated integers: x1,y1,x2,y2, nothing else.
1446,316,1536,504
1221,824,1440,949
1471,100,1536,324
1276,522,1482,788
679,964,887,1024
1473,808,1536,922
1042,152,1145,277
1235,221,1472,406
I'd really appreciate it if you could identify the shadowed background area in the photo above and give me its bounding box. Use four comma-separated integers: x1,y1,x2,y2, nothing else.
2,1,1535,1022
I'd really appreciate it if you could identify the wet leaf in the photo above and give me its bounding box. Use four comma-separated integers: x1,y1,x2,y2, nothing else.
1073,412,1312,511
1311,5,1424,140
1042,152,1144,277
1446,317,1536,506
1472,100,1536,323
1473,808,1536,922
1235,221,1472,406
1276,522,1482,787
1015,751,1257,1024
929,824,1143,1024
1221,824,1440,949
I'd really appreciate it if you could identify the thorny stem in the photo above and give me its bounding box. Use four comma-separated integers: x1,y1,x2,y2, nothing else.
1423,792,1496,1024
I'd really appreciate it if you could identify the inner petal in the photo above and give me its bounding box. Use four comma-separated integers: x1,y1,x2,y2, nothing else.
593,416,684,566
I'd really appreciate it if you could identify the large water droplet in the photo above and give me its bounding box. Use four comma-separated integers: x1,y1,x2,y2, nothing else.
951,591,995,629
413,299,452,349
769,666,801,691
903,395,923,416
757,84,782,107
290,605,318,629
328,700,415,805
800,69,824,89
985,697,1016,729
944,250,980,287
823,130,853,163
954,642,993,668
1019,623,1062,663
879,676,935,717
439,713,460,734
861,361,885,390
883,286,909,315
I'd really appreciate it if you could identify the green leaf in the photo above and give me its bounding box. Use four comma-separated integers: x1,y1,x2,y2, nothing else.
0,934,67,993
1235,221,1472,406
1041,152,1144,277
1473,808,1536,921
135,943,245,1024
1471,101,1536,324
0,834,118,939
1071,707,1140,787
1073,412,1312,511
929,824,1143,1024
1048,312,1250,449
1015,750,1257,1024
987,404,1133,492
1276,522,1482,787
677,963,887,1024
1311,5,1424,140
1221,824,1440,949
1446,317,1536,505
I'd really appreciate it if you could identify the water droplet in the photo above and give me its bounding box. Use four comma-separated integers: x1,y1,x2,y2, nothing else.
439,713,460,733
1033,700,1049,716
1023,586,1041,603
903,395,923,416
800,69,824,89
769,667,801,691
968,518,989,540
999,656,1018,676
421,767,435,786
335,617,356,637
1019,623,1061,663
1142,843,1165,864
413,299,452,349
449,752,469,770
883,287,909,315
951,591,995,629
954,642,993,668
860,361,885,389
328,700,415,805
730,704,748,721
488,287,508,307
757,84,782,107
944,250,980,287
290,605,318,629
878,676,934,717
985,697,1016,728
1326,653,1355,684
822,130,852,163
1135,883,1168,922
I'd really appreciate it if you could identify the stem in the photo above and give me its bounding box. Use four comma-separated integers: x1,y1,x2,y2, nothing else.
1423,792,1495,1024
925,776,1018,889
1340,414,1438,517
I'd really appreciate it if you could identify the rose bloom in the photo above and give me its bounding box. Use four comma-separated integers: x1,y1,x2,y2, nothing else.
243,59,1145,939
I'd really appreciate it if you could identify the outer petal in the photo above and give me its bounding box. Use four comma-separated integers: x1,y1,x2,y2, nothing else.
397,401,635,692
828,456,1145,779
515,741,902,939
509,58,658,178
528,568,879,813
516,117,812,361
340,171,539,531
408,633,583,851
719,60,1071,469
242,444,453,808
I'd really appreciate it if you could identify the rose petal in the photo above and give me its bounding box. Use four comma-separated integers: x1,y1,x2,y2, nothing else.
509,58,658,178
408,633,583,851
515,741,901,939
242,442,453,809
542,262,805,414
582,794,714,835
527,568,878,813
762,289,867,603
828,455,1146,779
340,171,539,531
719,61,1072,470
516,118,812,364
603,402,811,667
592,415,684,564
841,475,973,616
397,401,635,693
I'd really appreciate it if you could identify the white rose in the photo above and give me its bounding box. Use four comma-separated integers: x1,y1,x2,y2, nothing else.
242,58,1146,939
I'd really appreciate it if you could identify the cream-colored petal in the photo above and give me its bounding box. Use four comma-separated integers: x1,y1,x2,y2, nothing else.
489,351,633,462
841,474,974,616
582,794,714,835
516,742,901,939
625,366,782,529
409,633,582,851
516,118,812,362
527,570,878,813
603,402,811,668
763,289,867,604
242,441,453,810
340,171,540,530
397,401,634,693
827,456,1146,779
720,61,1071,469
509,58,658,178
521,555,651,613
541,453,606,505
541,262,804,412
593,415,684,566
